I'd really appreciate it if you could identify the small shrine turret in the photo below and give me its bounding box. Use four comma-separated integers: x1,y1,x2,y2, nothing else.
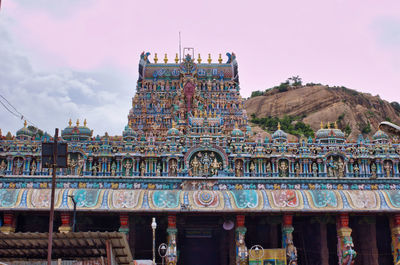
61,119,93,141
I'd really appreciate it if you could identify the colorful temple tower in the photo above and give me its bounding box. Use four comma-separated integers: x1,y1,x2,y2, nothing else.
0,52,400,265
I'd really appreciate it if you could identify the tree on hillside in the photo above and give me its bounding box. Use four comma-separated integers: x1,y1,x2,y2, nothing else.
287,76,302,86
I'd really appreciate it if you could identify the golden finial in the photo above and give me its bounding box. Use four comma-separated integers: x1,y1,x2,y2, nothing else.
218,54,222,64
235,122,238,129
175,53,179,63
204,110,207,117
320,121,323,129
76,119,80,127
197,54,202,63
172,120,176,128
154,53,158,63
208,111,211,118
327,122,331,129
164,53,168,63
208,54,212,64
213,111,216,118
278,122,281,130
199,110,203,118
334,121,338,129
84,119,87,127
24,120,27,128
68,119,72,127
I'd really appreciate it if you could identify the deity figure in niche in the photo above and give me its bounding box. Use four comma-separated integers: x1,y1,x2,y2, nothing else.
169,159,177,176
140,161,146,177
294,162,300,177
384,161,392,178
249,161,256,177
235,159,243,177
337,158,345,178
0,160,7,175
111,161,116,176
327,157,336,177
312,162,318,177
124,160,132,176
353,163,360,177
266,162,272,177
190,156,200,176
30,160,36,175
156,162,162,176
279,160,289,177
211,158,221,176
77,158,84,176
13,158,23,175
201,153,211,176
92,162,99,176
370,163,377,179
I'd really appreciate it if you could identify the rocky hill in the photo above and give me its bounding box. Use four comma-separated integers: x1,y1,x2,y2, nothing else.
244,84,400,140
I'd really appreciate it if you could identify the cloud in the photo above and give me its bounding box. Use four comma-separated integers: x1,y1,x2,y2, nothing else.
0,21,133,136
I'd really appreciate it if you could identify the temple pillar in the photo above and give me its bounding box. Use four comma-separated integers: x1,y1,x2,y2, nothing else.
319,221,329,265
166,214,178,265
282,213,297,265
59,212,72,233
337,213,356,265
235,215,248,265
0,212,16,234
119,213,129,235
391,213,400,265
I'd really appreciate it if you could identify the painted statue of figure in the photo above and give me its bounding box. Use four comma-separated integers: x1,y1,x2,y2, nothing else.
156,162,161,176
370,163,377,179
0,160,7,175
235,160,243,177
249,161,255,177
236,231,248,265
353,163,359,177
384,161,392,178
340,237,356,265
294,162,300,177
338,159,345,178
328,157,335,177
211,158,221,176
166,232,178,265
266,162,272,177
77,158,84,176
30,161,36,175
191,156,200,176
285,233,298,265
169,159,177,176
312,162,318,177
279,160,288,177
92,163,99,176
202,153,211,176
111,161,116,176
124,160,132,176
13,158,23,175
140,161,146,177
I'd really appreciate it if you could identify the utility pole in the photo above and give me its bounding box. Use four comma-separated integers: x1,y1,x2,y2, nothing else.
47,128,58,265
42,128,67,265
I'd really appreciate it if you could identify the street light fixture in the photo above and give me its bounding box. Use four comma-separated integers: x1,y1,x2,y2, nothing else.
151,217,157,265
158,243,168,265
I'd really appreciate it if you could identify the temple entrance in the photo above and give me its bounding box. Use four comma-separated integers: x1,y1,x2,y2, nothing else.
178,216,226,265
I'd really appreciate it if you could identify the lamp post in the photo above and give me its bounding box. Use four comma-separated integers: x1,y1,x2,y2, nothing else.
151,217,157,265
249,245,264,265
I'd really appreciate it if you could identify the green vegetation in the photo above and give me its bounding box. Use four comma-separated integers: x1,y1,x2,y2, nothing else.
27,125,44,138
249,76,303,98
391,102,400,113
344,125,352,136
250,90,264,98
361,122,371,134
250,114,314,138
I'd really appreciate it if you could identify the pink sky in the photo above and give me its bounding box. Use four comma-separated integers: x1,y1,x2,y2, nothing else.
0,0,400,135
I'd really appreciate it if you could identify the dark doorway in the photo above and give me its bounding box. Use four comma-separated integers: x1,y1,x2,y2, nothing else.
178,216,225,265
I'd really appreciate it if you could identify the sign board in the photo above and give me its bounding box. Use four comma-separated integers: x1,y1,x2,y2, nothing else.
41,142,68,168
249,249,287,265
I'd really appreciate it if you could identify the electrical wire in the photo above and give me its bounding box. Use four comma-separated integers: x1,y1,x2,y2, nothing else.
0,94,40,128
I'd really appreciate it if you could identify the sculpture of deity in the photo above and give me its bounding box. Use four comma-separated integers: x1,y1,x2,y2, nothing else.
140,161,146,177
156,162,161,176
294,163,300,177
169,159,177,176
370,163,377,179
111,161,116,176
337,159,345,178
235,160,243,177
353,163,359,177
249,161,255,176
191,156,200,176
13,158,23,175
285,233,298,265
211,158,221,176
0,160,7,175
30,161,36,175
201,153,211,176
266,162,272,177
328,157,335,177
124,160,132,176
312,162,318,177
279,160,288,177
77,158,84,176
236,232,248,264
384,161,392,177
92,163,99,176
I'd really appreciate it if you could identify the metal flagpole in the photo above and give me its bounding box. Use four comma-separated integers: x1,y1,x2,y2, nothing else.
47,128,58,265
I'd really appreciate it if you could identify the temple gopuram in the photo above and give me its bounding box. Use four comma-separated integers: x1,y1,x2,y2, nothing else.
1,52,400,265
